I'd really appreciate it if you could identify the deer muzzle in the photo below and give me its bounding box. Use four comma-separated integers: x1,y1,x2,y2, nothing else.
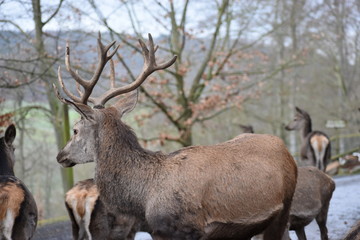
56,151,76,168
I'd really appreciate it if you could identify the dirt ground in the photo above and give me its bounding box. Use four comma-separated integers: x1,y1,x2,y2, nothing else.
33,174,360,240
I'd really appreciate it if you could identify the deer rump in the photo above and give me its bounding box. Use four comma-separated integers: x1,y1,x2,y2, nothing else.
96,133,297,239
0,176,37,240
65,179,143,240
301,131,331,170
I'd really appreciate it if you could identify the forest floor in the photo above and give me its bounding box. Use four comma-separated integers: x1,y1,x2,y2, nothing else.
33,174,360,240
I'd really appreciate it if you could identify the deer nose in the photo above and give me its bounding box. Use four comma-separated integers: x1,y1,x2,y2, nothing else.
56,150,66,163
56,151,75,167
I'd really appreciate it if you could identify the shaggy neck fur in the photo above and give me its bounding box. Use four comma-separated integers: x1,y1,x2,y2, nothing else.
0,138,14,176
300,112,312,140
94,108,165,218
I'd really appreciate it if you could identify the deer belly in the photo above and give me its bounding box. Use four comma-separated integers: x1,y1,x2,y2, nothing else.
203,203,283,239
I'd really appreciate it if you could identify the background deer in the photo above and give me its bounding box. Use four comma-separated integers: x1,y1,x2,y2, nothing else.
240,126,335,240
285,107,331,171
65,178,144,240
55,33,298,240
0,124,38,240
239,124,254,134
285,166,335,240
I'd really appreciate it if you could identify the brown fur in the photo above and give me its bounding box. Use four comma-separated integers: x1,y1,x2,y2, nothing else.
56,35,298,240
65,179,144,240
57,104,298,239
0,180,25,221
66,180,99,219
310,134,329,154
288,166,335,240
0,125,38,239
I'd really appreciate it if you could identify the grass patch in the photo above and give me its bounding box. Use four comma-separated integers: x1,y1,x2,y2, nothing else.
37,215,70,227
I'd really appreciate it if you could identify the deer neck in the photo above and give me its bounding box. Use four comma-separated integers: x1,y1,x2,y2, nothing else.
94,118,164,217
0,143,14,176
301,120,312,140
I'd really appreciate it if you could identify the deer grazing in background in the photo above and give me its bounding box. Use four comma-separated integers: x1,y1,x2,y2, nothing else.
54,33,298,240
285,166,335,240
285,107,331,172
65,179,144,240
239,124,254,134
0,124,38,240
239,126,335,240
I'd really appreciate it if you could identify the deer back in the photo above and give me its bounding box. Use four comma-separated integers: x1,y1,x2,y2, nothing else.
289,166,335,229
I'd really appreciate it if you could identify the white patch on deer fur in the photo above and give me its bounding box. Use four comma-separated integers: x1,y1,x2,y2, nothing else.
69,197,92,240
83,195,98,240
311,135,329,171
1,209,15,240
69,198,82,228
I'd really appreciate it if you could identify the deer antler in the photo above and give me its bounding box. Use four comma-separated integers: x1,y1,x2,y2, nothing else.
57,32,119,105
56,33,177,109
89,33,177,108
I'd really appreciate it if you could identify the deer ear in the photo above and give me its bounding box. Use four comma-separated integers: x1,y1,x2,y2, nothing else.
5,124,16,145
113,90,139,116
295,106,302,113
68,101,95,121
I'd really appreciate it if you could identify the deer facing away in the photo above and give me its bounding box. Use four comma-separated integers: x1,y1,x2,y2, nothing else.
285,107,331,172
0,124,38,240
239,126,335,240
55,33,298,240
65,178,144,240
285,166,335,240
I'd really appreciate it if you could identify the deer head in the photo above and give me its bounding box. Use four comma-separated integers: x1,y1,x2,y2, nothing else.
285,106,311,131
55,33,176,167
0,124,16,176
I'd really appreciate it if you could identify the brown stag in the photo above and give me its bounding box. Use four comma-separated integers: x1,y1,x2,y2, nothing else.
55,33,298,240
0,124,38,239
285,107,331,171
65,179,144,240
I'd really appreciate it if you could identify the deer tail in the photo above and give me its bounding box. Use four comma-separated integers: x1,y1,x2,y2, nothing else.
310,134,329,171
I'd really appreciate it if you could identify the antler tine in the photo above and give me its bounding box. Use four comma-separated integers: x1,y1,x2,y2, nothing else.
90,33,177,107
65,42,88,89
53,83,76,106
57,66,82,103
109,59,116,88
74,80,95,104
61,34,119,105
79,33,119,104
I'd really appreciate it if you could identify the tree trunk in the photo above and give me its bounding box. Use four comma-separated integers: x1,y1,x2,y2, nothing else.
31,0,73,193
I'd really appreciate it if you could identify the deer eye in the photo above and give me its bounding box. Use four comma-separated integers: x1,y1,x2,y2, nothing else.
73,129,78,135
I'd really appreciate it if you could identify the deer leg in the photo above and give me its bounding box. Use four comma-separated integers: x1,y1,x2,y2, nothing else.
3,209,15,240
316,202,330,240
263,203,291,240
295,227,307,240
150,215,203,240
